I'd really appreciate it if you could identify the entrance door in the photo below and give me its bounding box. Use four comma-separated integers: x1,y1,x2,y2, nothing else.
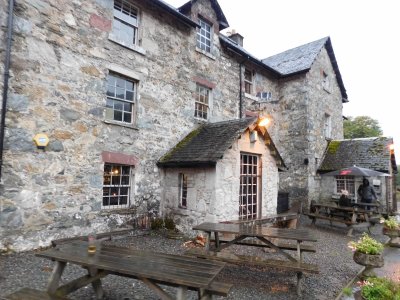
239,153,260,220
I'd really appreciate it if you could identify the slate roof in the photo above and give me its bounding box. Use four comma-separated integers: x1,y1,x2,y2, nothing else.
262,37,348,102
158,118,285,168
178,0,229,30
219,34,280,76
318,137,397,174
150,0,199,28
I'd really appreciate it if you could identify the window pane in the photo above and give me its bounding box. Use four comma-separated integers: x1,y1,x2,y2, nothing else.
116,88,125,100
114,101,123,111
126,90,134,101
114,109,123,121
123,112,131,123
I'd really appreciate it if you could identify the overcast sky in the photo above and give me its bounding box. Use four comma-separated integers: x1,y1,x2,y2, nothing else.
167,0,399,154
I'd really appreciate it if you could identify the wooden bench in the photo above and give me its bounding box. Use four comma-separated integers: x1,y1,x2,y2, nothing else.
2,288,68,300
305,201,378,236
186,247,319,296
211,236,316,253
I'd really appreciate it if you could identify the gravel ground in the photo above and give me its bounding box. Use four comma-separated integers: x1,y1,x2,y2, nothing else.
0,215,388,300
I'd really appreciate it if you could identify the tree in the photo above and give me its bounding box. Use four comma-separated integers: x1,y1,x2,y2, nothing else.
343,116,383,139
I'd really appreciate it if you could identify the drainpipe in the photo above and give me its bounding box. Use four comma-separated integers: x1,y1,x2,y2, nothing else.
0,0,15,181
239,62,243,119
239,57,249,119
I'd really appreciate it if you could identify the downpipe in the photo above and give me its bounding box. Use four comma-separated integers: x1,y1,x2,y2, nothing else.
0,0,15,181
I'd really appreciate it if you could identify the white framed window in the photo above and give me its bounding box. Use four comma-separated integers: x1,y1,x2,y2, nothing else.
244,69,253,94
197,17,212,53
112,0,138,47
194,84,210,120
106,72,136,124
103,164,132,209
324,113,332,139
179,173,188,208
240,153,260,220
335,175,355,197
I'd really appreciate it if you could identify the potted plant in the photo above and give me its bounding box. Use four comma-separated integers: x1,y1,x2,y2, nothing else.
357,277,400,300
348,233,384,278
380,216,400,248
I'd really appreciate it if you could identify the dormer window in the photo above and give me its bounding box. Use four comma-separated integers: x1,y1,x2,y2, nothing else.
244,69,253,94
112,0,139,47
197,17,212,53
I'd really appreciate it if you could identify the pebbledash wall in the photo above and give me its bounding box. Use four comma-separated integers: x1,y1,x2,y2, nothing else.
162,128,279,230
0,0,345,252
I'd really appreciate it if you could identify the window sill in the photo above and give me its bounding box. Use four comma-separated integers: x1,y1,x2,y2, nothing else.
108,35,146,56
194,116,209,124
100,208,136,215
104,120,139,130
244,93,260,102
195,47,216,60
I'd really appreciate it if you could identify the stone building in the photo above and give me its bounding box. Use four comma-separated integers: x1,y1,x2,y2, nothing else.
0,0,354,251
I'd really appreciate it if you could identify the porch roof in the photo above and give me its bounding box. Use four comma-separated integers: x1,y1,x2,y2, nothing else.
157,117,285,168
318,137,397,174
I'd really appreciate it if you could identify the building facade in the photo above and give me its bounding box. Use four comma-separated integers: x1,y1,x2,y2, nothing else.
0,0,347,251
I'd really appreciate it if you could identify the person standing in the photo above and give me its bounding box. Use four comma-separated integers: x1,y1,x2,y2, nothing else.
357,178,377,209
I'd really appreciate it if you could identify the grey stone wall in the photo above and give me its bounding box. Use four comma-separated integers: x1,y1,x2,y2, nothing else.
254,48,344,207
0,0,244,251
0,0,346,252
162,129,279,234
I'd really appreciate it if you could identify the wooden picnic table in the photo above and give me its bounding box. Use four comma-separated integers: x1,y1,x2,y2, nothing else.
35,241,231,300
306,202,381,236
189,222,318,296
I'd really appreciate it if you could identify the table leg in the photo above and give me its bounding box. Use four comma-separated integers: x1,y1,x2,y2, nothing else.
199,288,211,300
205,232,211,251
88,267,104,299
176,286,188,300
214,232,220,250
296,272,303,296
47,261,66,294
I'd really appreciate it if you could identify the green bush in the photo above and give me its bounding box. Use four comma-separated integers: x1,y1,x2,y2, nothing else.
150,217,164,230
361,277,400,300
348,233,384,255
164,216,176,231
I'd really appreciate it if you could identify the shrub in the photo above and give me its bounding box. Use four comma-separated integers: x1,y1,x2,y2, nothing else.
361,277,400,300
380,216,400,230
164,216,176,231
348,233,384,255
150,217,164,230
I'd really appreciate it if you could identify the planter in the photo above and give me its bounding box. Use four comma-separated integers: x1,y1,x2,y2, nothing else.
382,226,400,247
353,251,384,278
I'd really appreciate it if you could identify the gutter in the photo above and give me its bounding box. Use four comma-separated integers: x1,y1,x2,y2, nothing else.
0,0,15,181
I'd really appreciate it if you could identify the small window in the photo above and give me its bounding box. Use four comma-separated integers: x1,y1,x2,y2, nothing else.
112,0,139,47
197,17,212,53
323,71,330,92
194,84,210,120
335,175,355,197
324,113,331,139
179,173,188,208
106,72,136,124
103,163,132,209
244,69,253,94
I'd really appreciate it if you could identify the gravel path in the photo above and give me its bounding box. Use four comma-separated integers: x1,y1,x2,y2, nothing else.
0,216,388,300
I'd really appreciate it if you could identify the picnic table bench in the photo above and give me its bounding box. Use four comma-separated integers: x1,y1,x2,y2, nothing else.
187,222,318,296
33,241,231,300
2,288,68,300
305,201,381,236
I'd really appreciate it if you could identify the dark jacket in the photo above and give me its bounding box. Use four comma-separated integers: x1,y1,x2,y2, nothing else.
357,183,377,201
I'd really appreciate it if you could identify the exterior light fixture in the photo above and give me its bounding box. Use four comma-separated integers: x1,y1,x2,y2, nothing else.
258,117,269,127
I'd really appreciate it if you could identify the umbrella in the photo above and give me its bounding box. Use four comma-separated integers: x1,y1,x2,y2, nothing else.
322,165,390,177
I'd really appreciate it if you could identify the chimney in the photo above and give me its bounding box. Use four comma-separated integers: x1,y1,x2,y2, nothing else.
228,32,244,47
